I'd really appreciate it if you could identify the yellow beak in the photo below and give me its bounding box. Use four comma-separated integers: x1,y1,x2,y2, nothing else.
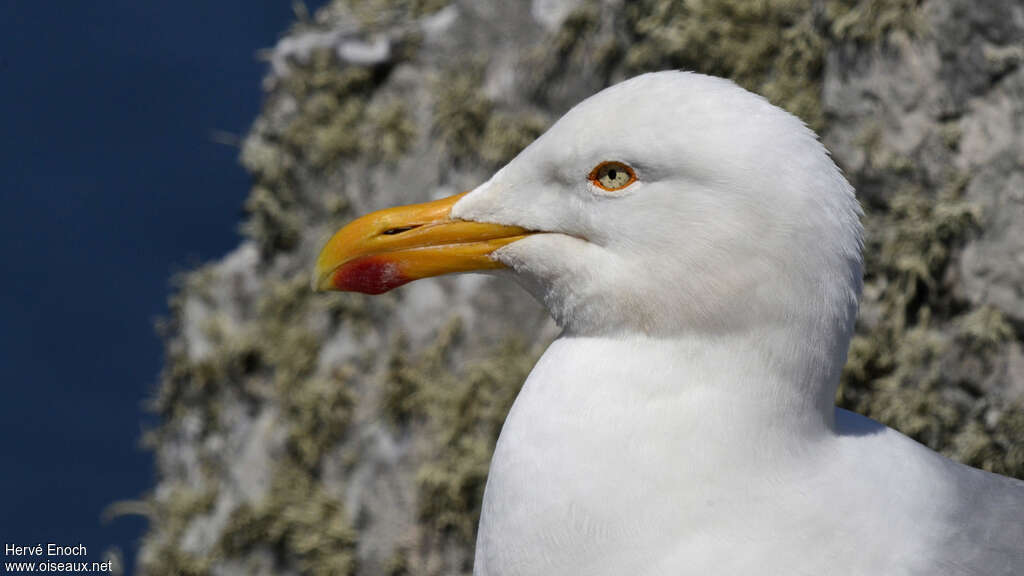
313,191,532,294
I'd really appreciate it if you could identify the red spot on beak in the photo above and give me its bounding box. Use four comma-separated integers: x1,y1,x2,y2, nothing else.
331,256,411,295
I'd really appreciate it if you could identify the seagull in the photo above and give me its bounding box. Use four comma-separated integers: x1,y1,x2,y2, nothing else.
314,72,1024,576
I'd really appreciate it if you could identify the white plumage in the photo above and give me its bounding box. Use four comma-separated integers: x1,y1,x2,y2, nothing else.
447,72,1024,575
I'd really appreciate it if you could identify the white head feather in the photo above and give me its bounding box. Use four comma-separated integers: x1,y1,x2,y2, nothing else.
452,71,863,417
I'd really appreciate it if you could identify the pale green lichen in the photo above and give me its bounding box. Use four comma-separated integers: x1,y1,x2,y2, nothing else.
242,39,420,255
243,185,304,255
256,275,361,471
843,322,961,447
433,66,551,168
956,305,1014,355
134,484,219,576
839,152,1023,478
219,461,358,576
939,121,962,151
433,67,492,166
855,120,886,170
840,180,978,383
367,98,418,164
827,0,925,44
380,334,423,427
139,268,361,573
336,0,451,29
983,43,1024,78
381,319,541,561
868,188,979,327
817,78,1001,465
240,132,295,188
621,0,826,128
385,546,413,576
149,269,261,437
281,54,376,170
210,274,359,572
526,0,617,96
239,124,303,256
480,111,549,167
285,371,356,471
143,268,360,574
549,1,603,66
951,408,1024,477
240,49,374,255
258,276,322,383
542,0,925,131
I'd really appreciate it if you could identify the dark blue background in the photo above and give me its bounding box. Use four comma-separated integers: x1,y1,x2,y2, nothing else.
1,2,324,571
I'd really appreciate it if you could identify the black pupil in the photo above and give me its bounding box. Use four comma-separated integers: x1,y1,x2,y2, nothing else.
608,168,618,180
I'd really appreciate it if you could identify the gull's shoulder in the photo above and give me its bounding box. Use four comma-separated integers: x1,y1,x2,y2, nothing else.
832,408,1024,575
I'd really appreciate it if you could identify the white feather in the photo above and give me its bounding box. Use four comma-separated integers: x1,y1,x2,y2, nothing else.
449,71,1023,575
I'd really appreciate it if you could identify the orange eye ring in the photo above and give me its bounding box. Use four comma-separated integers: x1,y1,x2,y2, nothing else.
588,161,637,192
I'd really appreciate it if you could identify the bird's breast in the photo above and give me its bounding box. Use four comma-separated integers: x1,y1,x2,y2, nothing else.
473,337,763,575
470,336,952,576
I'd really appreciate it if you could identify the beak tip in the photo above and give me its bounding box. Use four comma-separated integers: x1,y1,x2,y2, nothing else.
312,265,335,293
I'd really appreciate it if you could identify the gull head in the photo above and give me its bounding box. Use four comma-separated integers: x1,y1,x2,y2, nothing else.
315,71,863,345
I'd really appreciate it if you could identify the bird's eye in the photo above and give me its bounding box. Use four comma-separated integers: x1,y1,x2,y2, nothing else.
588,161,637,192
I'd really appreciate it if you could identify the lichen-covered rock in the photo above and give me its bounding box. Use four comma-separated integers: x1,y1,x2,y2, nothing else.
822,0,1024,478
129,1,1024,574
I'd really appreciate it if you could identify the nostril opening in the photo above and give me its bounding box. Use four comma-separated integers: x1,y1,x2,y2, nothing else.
381,225,419,236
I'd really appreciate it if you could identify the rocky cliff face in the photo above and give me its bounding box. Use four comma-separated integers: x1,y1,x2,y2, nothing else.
131,1,1024,574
